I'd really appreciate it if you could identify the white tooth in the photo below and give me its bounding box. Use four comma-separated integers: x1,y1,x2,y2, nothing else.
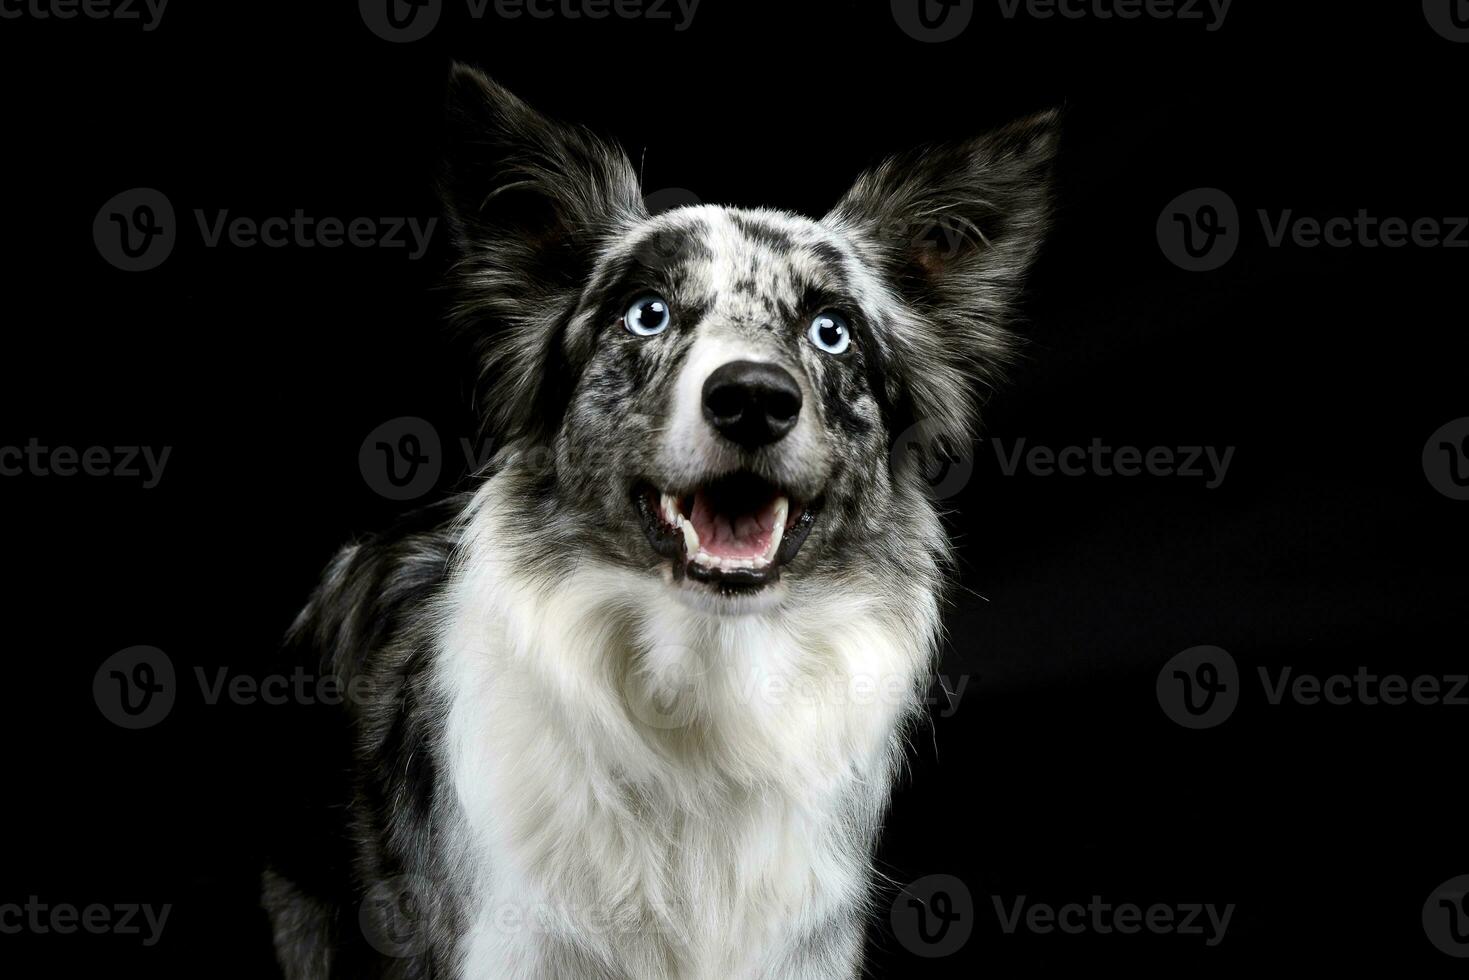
681,520,700,556
765,496,789,560
661,493,681,526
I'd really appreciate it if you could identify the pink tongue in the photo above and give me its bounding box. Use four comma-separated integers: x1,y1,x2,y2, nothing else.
690,491,775,559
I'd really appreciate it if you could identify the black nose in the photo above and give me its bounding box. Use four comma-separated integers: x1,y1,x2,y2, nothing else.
702,360,803,448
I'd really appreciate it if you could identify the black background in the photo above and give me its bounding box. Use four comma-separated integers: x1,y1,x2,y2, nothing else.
2,0,1467,975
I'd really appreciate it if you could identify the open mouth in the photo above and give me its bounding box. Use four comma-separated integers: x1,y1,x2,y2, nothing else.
633,472,818,591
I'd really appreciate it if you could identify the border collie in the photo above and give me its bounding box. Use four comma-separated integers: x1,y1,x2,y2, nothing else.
263,64,1058,979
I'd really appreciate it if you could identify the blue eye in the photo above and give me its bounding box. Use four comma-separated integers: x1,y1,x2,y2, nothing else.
808,311,851,354
624,294,671,337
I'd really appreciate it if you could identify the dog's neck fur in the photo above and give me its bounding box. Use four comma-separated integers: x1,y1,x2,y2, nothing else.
432,471,942,977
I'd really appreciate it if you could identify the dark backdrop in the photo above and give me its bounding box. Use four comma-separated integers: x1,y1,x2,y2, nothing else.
2,0,1467,975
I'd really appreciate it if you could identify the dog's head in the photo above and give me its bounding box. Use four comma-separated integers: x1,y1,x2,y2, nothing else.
442,65,1057,611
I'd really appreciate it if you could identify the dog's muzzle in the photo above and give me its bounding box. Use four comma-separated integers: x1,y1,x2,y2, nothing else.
633,471,819,592
633,353,822,592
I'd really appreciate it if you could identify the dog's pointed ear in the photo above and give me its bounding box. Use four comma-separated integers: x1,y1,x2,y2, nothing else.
825,109,1060,448
440,64,646,442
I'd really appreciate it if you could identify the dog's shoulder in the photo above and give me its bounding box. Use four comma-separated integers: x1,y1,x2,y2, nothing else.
287,495,467,685
263,495,471,978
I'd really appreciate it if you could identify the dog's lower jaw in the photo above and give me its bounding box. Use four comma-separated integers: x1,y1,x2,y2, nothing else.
663,566,790,616
436,477,940,979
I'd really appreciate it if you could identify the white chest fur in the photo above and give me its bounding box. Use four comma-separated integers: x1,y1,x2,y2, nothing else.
432,485,935,979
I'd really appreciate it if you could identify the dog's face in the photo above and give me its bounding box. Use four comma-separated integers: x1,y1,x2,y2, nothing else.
441,66,1057,610
565,206,901,601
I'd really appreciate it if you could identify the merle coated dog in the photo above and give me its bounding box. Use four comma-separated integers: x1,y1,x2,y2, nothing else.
263,64,1057,979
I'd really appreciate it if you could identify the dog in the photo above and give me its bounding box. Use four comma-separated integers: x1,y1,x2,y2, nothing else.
262,64,1058,979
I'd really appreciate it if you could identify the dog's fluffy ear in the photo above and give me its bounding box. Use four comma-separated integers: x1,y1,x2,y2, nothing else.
441,64,645,444
825,109,1060,450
